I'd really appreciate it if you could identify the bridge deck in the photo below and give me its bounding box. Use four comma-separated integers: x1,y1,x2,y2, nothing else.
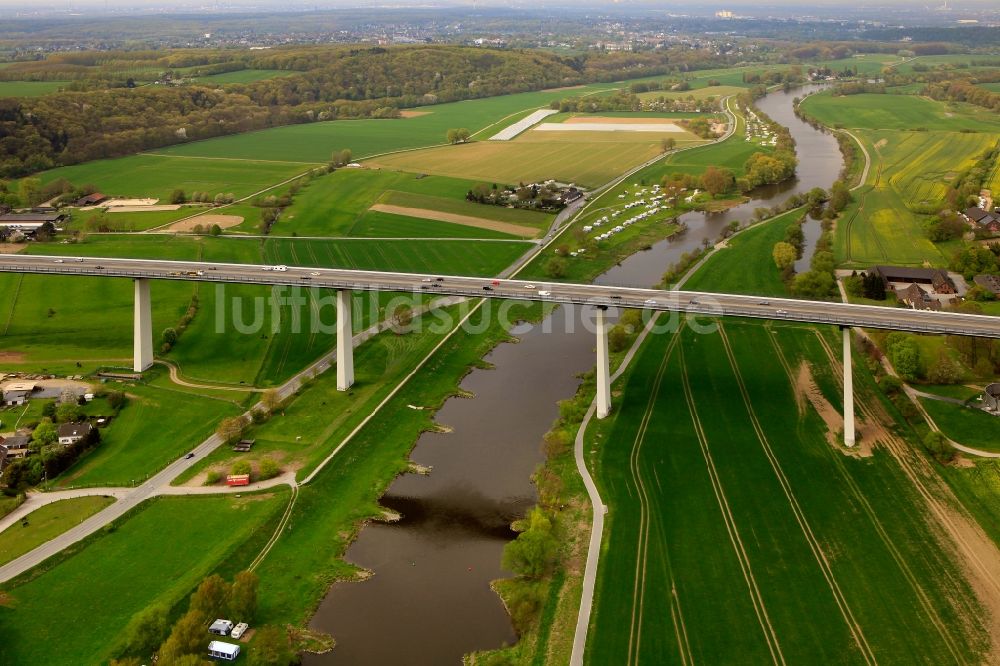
1,254,998,338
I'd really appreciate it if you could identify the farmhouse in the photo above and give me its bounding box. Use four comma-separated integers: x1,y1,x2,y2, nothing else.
1,434,31,458
873,265,957,294
974,274,1000,296
964,207,1000,234
57,422,93,445
897,283,940,310
208,641,240,661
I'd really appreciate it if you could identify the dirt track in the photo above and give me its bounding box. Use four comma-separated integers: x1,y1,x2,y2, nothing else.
369,204,539,238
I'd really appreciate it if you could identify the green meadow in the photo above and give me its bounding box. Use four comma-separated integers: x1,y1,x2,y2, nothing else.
0,493,287,666
835,128,997,266
153,84,621,163
34,154,312,202
0,81,69,97
0,496,115,565
799,92,1000,133
682,208,805,295
195,69,297,84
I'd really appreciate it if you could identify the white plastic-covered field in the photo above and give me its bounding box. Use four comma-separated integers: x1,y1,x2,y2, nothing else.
488,109,559,140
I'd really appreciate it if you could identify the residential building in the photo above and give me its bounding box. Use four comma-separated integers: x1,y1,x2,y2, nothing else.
0,435,31,458
964,207,1000,234
2,389,29,406
873,265,957,294
57,422,93,445
897,283,940,310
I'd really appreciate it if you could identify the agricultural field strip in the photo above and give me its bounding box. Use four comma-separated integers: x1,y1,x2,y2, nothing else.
774,329,966,659
678,342,784,665
367,204,539,238
488,108,559,140
143,152,323,166
717,324,877,664
812,328,1000,653
625,330,692,666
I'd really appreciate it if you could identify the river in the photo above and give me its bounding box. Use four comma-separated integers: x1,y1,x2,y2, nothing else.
302,84,842,665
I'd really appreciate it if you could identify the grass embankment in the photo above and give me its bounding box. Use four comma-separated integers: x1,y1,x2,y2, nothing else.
172,302,477,484
0,492,289,666
0,496,115,565
920,398,1000,453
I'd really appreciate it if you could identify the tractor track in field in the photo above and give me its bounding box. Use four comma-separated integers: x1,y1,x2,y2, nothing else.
770,328,964,663
625,330,690,666
812,329,1000,658
679,342,785,666
718,324,878,666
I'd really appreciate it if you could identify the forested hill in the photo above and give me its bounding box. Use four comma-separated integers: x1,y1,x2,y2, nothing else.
0,44,736,178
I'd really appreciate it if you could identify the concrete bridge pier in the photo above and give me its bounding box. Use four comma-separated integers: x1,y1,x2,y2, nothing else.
336,289,355,391
596,306,612,419
133,278,154,372
842,326,855,447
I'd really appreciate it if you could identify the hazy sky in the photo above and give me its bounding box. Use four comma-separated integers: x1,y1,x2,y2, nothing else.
2,0,997,6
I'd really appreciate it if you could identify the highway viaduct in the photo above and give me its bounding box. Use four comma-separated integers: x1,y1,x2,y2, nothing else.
4,254,1000,447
